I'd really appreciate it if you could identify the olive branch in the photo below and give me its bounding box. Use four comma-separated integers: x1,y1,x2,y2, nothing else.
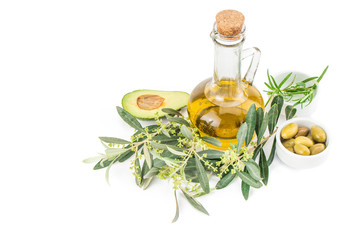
83,95,296,222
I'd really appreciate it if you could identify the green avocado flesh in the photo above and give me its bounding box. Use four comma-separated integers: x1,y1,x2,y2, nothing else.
121,90,189,120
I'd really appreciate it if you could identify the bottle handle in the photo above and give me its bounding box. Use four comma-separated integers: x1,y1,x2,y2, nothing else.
241,47,261,85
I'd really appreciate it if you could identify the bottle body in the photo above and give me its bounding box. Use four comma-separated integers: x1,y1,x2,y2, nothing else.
188,78,264,149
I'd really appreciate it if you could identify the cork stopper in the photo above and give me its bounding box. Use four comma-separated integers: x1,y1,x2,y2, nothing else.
216,10,245,37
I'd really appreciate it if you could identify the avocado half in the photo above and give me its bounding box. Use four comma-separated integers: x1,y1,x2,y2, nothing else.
121,90,189,120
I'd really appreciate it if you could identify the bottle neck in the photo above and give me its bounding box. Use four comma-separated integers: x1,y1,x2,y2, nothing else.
213,40,244,84
204,24,247,107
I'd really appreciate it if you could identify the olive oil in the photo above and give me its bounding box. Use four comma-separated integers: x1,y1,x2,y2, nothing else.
188,78,264,149
187,10,264,149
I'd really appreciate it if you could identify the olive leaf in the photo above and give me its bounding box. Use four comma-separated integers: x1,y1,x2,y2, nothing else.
105,158,117,185
105,148,128,157
166,145,187,156
162,108,183,116
116,106,144,132
244,159,262,181
143,144,152,168
166,116,190,127
83,155,104,164
255,107,264,136
285,105,297,120
268,104,278,133
245,104,257,146
180,125,193,140
241,181,250,200
143,167,159,179
161,128,171,138
237,171,263,189
201,136,222,147
195,155,210,194
236,122,248,153
271,95,284,122
142,177,153,190
215,171,236,189
99,137,131,145
259,149,269,185
172,191,180,223
257,113,269,144
197,149,224,159
181,189,209,216
267,137,277,166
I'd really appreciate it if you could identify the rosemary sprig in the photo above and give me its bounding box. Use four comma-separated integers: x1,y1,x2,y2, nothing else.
264,66,329,108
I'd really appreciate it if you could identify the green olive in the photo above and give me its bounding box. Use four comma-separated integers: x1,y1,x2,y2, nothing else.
294,144,310,155
295,127,310,137
282,139,295,148
294,136,314,147
311,126,326,143
281,123,298,139
286,146,294,153
310,143,326,155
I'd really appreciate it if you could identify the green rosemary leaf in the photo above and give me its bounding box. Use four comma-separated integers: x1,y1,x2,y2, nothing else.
237,171,263,189
245,104,257,146
181,189,209,216
166,116,190,127
278,72,293,88
236,123,248,152
285,105,297,120
241,181,250,200
180,125,193,140
257,113,268,144
302,76,318,84
99,137,131,145
215,171,236,189
264,82,274,90
271,75,279,89
267,69,275,88
316,65,329,83
255,107,264,136
259,149,269,185
271,95,284,122
195,155,210,194
172,191,180,223
201,136,222,147
245,159,262,181
116,106,144,132
197,150,224,159
83,155,104,164
143,144,152,168
267,137,277,166
166,145,187,156
268,104,278,133
162,108,183,116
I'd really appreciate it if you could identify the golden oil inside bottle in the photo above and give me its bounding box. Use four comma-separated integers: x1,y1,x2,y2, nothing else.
188,78,264,150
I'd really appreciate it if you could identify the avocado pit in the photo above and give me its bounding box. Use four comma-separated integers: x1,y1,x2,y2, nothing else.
137,94,165,110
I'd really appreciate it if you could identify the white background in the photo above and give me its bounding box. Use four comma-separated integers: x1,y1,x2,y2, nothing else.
1,0,359,239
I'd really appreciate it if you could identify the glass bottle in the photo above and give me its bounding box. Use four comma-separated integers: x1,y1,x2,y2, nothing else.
188,16,264,150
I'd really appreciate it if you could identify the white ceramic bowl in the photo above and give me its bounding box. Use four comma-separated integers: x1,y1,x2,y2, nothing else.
274,71,319,117
276,117,330,169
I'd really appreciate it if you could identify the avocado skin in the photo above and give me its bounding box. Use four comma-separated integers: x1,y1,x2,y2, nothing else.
121,90,189,120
